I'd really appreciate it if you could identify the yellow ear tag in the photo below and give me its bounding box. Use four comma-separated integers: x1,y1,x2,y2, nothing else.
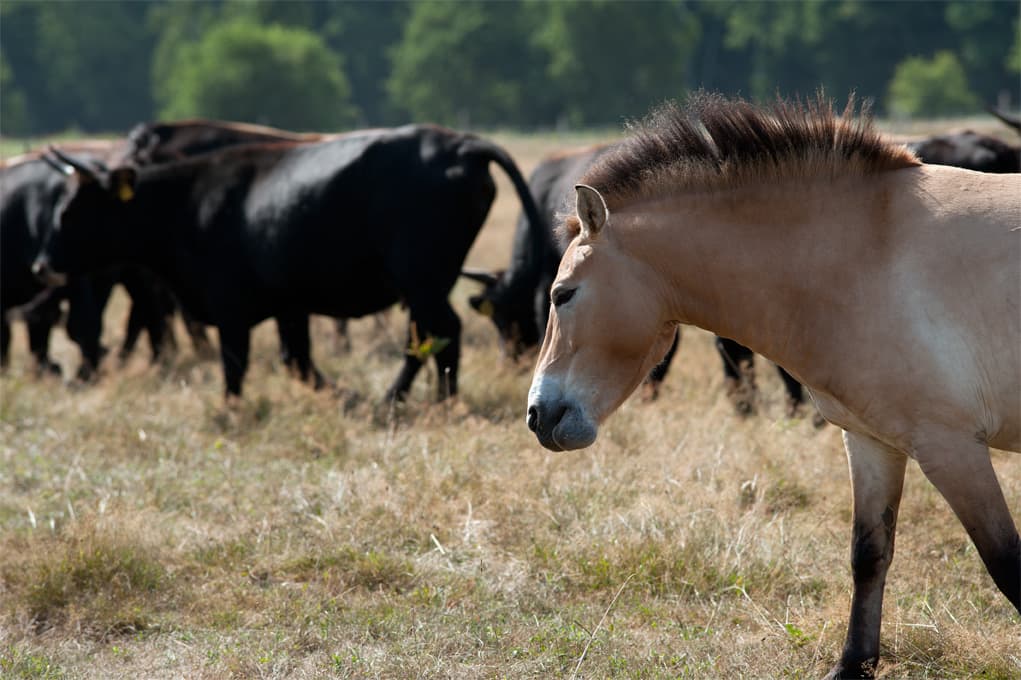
118,183,134,202
479,299,494,318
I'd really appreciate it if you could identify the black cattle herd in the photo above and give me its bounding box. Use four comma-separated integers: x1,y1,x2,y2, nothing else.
2,110,1019,414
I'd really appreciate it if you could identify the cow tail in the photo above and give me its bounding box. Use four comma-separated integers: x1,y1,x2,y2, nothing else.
458,138,551,264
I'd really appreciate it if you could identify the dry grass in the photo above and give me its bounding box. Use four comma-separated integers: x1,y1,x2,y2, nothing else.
2,129,1019,679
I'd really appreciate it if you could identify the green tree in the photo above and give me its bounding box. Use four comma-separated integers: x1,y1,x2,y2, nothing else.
945,1,1019,105
887,51,980,117
388,1,550,128
536,0,699,127
0,52,29,136
318,1,410,126
158,19,355,131
1,0,154,133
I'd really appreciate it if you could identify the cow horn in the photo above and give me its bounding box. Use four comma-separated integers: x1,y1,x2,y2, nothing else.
986,106,1021,133
460,268,499,286
40,152,74,176
48,145,104,177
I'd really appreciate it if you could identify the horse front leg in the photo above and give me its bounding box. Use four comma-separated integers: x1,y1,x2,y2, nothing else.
914,432,1020,612
827,431,907,680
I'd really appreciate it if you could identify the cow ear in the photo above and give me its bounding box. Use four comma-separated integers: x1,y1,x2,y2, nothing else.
110,167,137,202
574,184,608,239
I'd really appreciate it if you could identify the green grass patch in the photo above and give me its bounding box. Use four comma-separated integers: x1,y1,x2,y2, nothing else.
281,547,416,593
2,521,169,638
0,646,65,679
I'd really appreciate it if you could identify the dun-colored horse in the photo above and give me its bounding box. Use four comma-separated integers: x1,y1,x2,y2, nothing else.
526,94,1019,679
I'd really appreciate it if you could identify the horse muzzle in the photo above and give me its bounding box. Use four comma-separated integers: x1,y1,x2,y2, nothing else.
526,380,598,451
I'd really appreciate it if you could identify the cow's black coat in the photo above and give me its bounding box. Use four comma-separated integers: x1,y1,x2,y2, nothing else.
1,157,107,376
908,130,1019,173
37,125,543,399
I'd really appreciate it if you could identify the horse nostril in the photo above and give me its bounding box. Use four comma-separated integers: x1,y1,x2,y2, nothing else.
526,405,539,432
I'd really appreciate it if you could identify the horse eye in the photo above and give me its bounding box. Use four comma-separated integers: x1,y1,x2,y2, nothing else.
552,287,576,307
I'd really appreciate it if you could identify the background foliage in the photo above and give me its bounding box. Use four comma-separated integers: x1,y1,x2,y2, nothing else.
1,0,1019,136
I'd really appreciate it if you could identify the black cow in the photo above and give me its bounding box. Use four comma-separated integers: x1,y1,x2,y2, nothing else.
906,108,1020,173
1,153,112,377
35,125,544,401
120,118,323,166
116,118,369,367
463,144,809,416
3,143,202,377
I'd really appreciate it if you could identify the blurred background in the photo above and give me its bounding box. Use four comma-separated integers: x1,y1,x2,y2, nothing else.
2,0,1018,138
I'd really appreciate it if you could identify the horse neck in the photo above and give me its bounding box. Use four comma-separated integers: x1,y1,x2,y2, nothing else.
615,176,883,378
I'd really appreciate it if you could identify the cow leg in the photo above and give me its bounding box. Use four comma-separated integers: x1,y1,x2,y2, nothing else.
64,277,106,377
26,294,63,377
183,312,213,358
914,433,1021,613
118,271,175,363
217,322,250,398
827,431,907,680
385,300,461,402
777,366,804,412
1,313,10,369
275,314,326,389
642,326,681,400
716,337,756,415
385,332,423,403
334,318,351,354
427,302,461,400
120,299,147,362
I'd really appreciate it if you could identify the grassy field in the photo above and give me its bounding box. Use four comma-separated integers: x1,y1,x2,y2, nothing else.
1,129,1019,679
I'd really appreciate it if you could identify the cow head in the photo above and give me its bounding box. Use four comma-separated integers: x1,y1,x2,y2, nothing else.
33,147,138,286
462,268,543,359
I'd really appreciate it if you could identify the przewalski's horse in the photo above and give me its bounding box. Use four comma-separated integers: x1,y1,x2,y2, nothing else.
525,93,1020,679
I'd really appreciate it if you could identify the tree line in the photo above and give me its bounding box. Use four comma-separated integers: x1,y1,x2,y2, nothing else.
2,0,1018,137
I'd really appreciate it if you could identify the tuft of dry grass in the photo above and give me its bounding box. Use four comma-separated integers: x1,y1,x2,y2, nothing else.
1,128,1018,679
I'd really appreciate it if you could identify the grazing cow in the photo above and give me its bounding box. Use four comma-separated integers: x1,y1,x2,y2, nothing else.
35,125,544,400
119,118,324,166
907,130,1019,172
905,108,1020,173
117,118,380,367
3,143,198,375
526,94,1019,679
464,144,809,414
1,151,114,377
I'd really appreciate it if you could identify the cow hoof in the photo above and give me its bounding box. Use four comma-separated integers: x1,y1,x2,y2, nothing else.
823,658,877,679
34,360,63,379
334,387,361,413
724,376,756,416
384,387,408,404
311,370,332,391
75,364,98,383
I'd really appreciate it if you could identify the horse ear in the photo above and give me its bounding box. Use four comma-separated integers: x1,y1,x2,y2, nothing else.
574,184,608,239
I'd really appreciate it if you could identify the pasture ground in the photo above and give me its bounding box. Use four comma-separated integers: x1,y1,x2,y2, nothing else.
2,127,1019,679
